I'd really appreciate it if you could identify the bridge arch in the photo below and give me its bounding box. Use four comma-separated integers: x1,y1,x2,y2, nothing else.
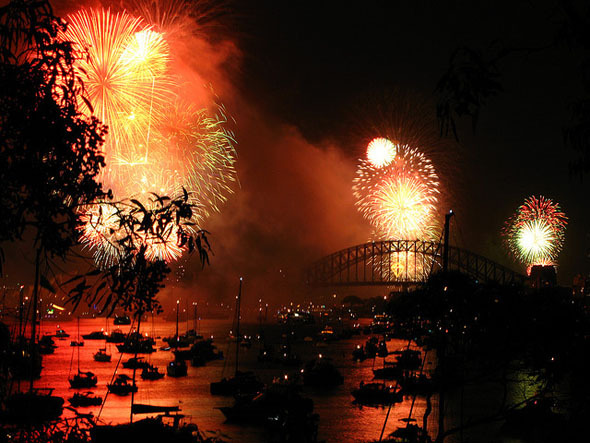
305,240,526,287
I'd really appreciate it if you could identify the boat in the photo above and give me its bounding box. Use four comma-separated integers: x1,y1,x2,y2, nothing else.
68,370,98,388
218,382,318,440
105,328,126,343
131,404,180,414
141,364,165,380
122,356,150,369
116,336,155,354
373,423,433,443
91,415,198,443
377,340,389,357
3,388,64,423
319,325,336,341
373,364,403,380
94,347,112,362
393,349,422,370
364,337,380,358
302,355,344,387
69,391,102,407
67,318,96,388
107,374,138,395
352,344,367,361
39,334,57,354
210,278,264,396
210,370,264,396
82,330,108,340
6,337,42,380
166,358,188,377
54,328,70,338
162,334,192,348
70,318,85,345
399,373,434,395
189,338,223,366
114,314,131,325
351,382,403,406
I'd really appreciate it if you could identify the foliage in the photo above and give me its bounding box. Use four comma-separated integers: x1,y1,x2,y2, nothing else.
66,191,212,317
387,271,589,441
435,2,590,174
0,0,108,270
436,46,503,140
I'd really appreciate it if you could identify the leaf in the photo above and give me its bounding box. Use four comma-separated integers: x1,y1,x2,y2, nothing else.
130,199,147,214
63,274,84,285
40,274,56,294
81,95,94,114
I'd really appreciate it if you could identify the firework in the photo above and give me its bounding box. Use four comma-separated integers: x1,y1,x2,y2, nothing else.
78,203,123,268
353,141,440,240
371,250,432,282
65,7,237,265
366,137,396,168
504,196,567,272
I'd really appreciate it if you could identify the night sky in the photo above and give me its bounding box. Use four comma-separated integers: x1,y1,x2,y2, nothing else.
4,0,590,309
195,0,589,301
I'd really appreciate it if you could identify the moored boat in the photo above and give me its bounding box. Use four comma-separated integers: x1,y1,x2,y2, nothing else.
68,370,97,389
82,330,108,340
210,370,264,396
166,358,188,377
3,389,64,423
94,347,112,362
351,382,403,406
302,355,343,387
141,364,165,380
114,314,131,325
107,374,137,395
105,329,126,343
69,391,102,407
122,356,149,369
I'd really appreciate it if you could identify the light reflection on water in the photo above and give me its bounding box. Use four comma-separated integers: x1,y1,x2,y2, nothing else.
26,317,433,442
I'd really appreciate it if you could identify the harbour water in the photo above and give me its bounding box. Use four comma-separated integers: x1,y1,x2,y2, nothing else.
22,317,435,442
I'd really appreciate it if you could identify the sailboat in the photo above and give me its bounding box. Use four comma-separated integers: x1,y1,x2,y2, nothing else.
94,347,112,362
4,270,63,423
70,317,84,346
163,299,192,348
69,318,97,388
210,278,264,396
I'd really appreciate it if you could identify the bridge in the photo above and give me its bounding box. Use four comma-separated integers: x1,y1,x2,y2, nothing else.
305,240,526,288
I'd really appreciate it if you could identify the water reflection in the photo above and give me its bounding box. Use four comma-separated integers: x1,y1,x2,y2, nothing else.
22,317,433,442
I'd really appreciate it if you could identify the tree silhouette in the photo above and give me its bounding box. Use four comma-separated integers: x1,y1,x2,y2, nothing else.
435,1,590,175
0,0,109,395
0,0,107,263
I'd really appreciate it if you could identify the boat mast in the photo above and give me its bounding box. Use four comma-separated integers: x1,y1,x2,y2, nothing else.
175,299,179,340
77,317,80,372
235,277,242,377
130,312,141,423
29,248,41,393
193,302,198,334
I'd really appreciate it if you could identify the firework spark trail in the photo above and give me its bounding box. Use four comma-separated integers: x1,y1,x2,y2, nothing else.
505,195,567,271
65,7,238,265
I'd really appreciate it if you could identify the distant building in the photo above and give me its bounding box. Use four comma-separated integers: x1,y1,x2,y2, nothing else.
529,265,557,289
